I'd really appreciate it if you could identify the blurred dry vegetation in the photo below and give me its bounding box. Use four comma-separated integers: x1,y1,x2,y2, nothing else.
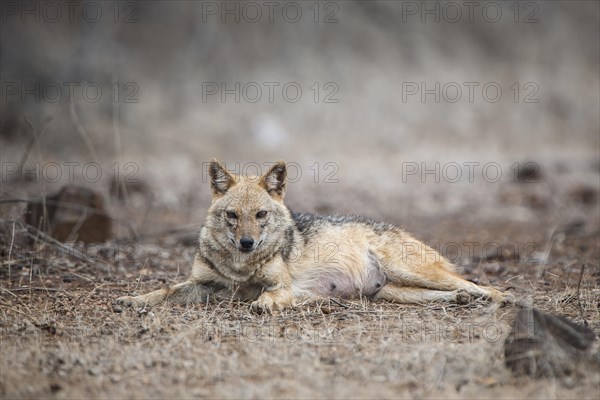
0,1,599,399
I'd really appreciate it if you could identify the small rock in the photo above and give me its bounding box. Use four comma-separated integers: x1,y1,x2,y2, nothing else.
524,193,548,209
561,220,586,236
319,356,337,365
49,383,62,393
569,186,597,205
515,162,542,183
482,262,506,276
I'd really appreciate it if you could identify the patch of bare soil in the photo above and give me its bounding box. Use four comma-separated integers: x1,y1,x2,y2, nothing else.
1,182,599,399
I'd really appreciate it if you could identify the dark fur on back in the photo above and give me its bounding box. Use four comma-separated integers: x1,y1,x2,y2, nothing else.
291,212,399,242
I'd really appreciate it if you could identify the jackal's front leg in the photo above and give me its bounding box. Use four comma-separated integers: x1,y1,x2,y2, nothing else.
116,254,225,308
250,256,296,313
116,280,212,308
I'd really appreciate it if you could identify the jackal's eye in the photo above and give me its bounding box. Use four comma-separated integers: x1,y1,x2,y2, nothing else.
256,210,268,219
226,211,237,219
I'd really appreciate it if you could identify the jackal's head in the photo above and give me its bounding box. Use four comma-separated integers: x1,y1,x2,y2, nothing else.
205,159,291,254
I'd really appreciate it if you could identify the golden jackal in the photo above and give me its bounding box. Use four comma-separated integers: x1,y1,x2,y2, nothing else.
117,160,509,312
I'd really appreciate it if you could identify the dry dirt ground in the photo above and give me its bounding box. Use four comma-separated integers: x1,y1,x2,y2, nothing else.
1,178,599,399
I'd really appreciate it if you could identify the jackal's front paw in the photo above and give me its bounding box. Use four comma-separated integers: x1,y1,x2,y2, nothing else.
251,297,274,314
251,292,295,314
116,295,146,308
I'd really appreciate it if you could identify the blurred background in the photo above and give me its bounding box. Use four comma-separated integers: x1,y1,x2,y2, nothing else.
1,0,598,243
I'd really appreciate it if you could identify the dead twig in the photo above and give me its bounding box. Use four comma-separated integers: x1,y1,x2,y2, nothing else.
9,287,62,292
329,298,350,309
576,263,587,325
18,114,57,233
17,115,54,176
8,221,16,281
69,101,101,164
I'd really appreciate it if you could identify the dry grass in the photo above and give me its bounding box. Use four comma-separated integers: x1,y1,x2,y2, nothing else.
0,219,598,399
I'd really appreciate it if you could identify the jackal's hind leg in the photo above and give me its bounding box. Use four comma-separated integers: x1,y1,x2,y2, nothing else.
382,260,510,303
373,284,472,304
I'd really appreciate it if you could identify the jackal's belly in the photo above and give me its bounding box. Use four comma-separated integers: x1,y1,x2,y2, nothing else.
289,242,387,299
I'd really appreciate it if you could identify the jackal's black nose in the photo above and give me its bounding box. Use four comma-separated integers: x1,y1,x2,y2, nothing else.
239,237,254,251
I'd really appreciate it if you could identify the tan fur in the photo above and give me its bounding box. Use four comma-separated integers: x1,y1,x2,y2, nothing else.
117,159,511,312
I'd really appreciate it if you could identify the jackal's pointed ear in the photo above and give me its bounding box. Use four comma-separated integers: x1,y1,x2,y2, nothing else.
209,159,236,197
260,161,287,200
